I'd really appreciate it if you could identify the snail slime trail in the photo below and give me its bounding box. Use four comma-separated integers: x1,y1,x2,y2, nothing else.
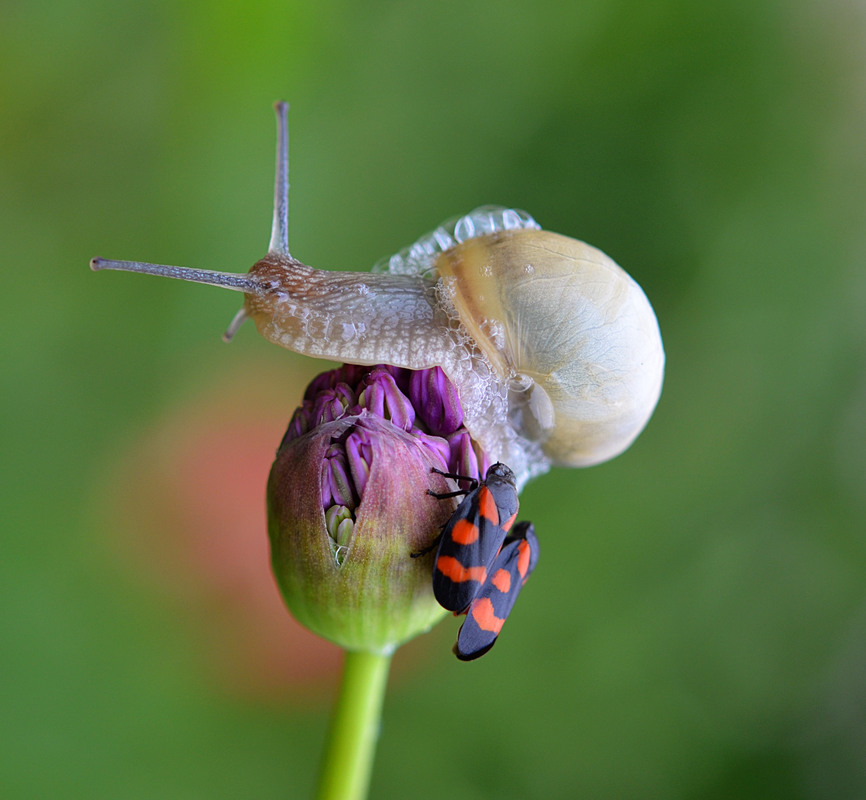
91,102,664,490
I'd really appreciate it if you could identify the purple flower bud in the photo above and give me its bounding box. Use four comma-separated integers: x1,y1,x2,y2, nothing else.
344,424,374,500
312,383,356,427
268,363,494,652
269,415,458,652
410,428,452,472
304,364,366,398
446,430,489,484
321,445,357,508
410,366,463,435
285,406,311,441
283,381,356,443
354,368,416,431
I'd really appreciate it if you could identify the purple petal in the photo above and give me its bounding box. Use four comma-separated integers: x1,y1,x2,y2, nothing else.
409,367,463,435
311,383,355,426
305,366,340,399
410,429,451,472
283,405,311,444
321,446,357,508
383,365,412,395
354,368,415,431
445,431,484,482
305,364,366,399
344,427,373,500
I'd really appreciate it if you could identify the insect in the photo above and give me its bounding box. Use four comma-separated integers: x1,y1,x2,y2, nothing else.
415,463,537,659
91,103,664,489
454,521,539,661
420,462,520,613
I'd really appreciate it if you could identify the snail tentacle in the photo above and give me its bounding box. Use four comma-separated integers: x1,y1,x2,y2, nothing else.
268,101,291,258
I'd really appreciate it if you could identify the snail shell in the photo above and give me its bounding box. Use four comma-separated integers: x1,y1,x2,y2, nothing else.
91,103,664,488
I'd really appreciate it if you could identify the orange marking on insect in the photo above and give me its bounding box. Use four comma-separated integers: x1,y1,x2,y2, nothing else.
478,487,499,524
517,539,531,578
451,518,479,545
471,597,506,634
436,556,487,585
501,512,517,532
491,568,512,593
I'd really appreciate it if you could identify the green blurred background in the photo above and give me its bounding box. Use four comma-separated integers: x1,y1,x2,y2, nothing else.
2,1,865,797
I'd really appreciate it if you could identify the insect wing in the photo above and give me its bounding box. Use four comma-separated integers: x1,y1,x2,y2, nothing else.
431,464,519,613
454,522,539,661
432,486,508,612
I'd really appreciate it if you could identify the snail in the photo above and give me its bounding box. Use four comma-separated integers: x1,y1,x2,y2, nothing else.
92,102,664,489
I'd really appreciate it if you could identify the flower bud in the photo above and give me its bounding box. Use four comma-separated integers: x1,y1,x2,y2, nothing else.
267,365,489,653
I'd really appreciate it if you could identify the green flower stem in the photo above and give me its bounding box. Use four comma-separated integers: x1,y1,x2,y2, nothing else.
316,649,393,800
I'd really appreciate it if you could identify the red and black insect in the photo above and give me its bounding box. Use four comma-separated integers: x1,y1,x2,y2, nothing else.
455,521,539,660
414,462,539,660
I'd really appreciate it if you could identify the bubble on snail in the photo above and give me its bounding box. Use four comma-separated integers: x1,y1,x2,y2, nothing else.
372,206,541,279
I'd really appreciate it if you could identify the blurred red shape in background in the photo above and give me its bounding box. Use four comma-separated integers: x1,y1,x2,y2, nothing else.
101,357,346,703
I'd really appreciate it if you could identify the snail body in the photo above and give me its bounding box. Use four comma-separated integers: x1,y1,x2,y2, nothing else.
92,103,664,488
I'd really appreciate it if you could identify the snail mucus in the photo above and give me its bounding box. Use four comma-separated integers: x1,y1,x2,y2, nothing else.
91,103,665,489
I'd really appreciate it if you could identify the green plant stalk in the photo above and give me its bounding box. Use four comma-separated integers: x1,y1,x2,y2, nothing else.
316,649,393,800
